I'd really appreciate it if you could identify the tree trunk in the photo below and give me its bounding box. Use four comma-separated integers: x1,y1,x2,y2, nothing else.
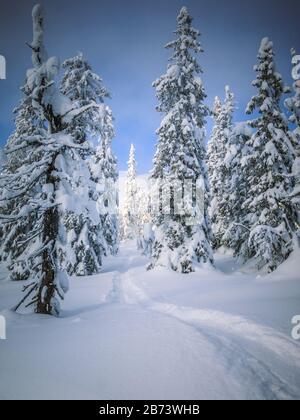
36,160,59,314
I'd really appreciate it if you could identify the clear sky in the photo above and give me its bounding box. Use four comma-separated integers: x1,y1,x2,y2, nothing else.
0,0,299,173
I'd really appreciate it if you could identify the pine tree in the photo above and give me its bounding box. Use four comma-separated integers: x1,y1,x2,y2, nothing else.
0,4,69,313
207,97,223,249
91,105,119,256
0,5,99,314
149,7,213,273
242,38,295,272
60,53,118,270
207,87,235,249
57,159,107,277
0,51,46,279
61,52,109,144
222,123,252,256
122,144,139,241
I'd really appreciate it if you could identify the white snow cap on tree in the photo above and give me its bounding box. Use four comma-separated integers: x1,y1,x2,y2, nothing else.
31,4,47,67
149,7,213,273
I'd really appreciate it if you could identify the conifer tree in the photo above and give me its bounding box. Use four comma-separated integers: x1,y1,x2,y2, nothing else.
61,52,109,144
242,38,295,272
207,87,235,249
0,5,100,313
207,97,223,249
91,105,119,256
222,123,252,256
149,7,213,273
61,53,118,267
122,144,139,241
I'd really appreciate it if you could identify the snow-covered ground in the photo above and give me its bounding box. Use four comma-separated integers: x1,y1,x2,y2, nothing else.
0,243,300,400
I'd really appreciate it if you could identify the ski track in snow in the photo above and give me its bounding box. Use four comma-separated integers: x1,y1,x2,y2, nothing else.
102,245,300,400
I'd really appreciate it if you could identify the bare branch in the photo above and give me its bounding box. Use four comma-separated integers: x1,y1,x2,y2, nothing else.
13,282,38,312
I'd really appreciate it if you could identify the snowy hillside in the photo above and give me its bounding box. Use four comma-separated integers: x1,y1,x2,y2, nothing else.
0,243,300,400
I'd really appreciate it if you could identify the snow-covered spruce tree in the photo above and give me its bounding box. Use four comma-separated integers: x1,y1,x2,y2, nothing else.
0,91,43,276
207,98,222,162
222,123,252,256
122,144,139,241
149,7,213,273
207,87,235,249
0,4,69,313
207,97,223,249
57,157,107,276
242,37,295,272
0,36,53,273
61,53,110,144
0,5,99,314
90,105,119,256
60,53,118,269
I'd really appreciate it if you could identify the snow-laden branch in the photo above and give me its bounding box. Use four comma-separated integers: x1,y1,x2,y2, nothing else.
62,102,103,124
5,136,57,154
0,167,49,202
1,158,53,185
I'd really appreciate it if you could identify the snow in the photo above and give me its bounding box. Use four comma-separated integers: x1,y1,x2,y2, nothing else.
118,171,149,210
259,37,273,56
44,84,72,117
166,64,180,79
234,122,252,137
0,243,299,400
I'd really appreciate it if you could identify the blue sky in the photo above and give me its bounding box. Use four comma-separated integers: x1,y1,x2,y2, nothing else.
0,0,299,172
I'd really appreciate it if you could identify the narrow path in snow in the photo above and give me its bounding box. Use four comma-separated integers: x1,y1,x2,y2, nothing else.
101,243,300,400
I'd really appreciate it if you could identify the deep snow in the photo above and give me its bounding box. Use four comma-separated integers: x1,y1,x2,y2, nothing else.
0,243,300,400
